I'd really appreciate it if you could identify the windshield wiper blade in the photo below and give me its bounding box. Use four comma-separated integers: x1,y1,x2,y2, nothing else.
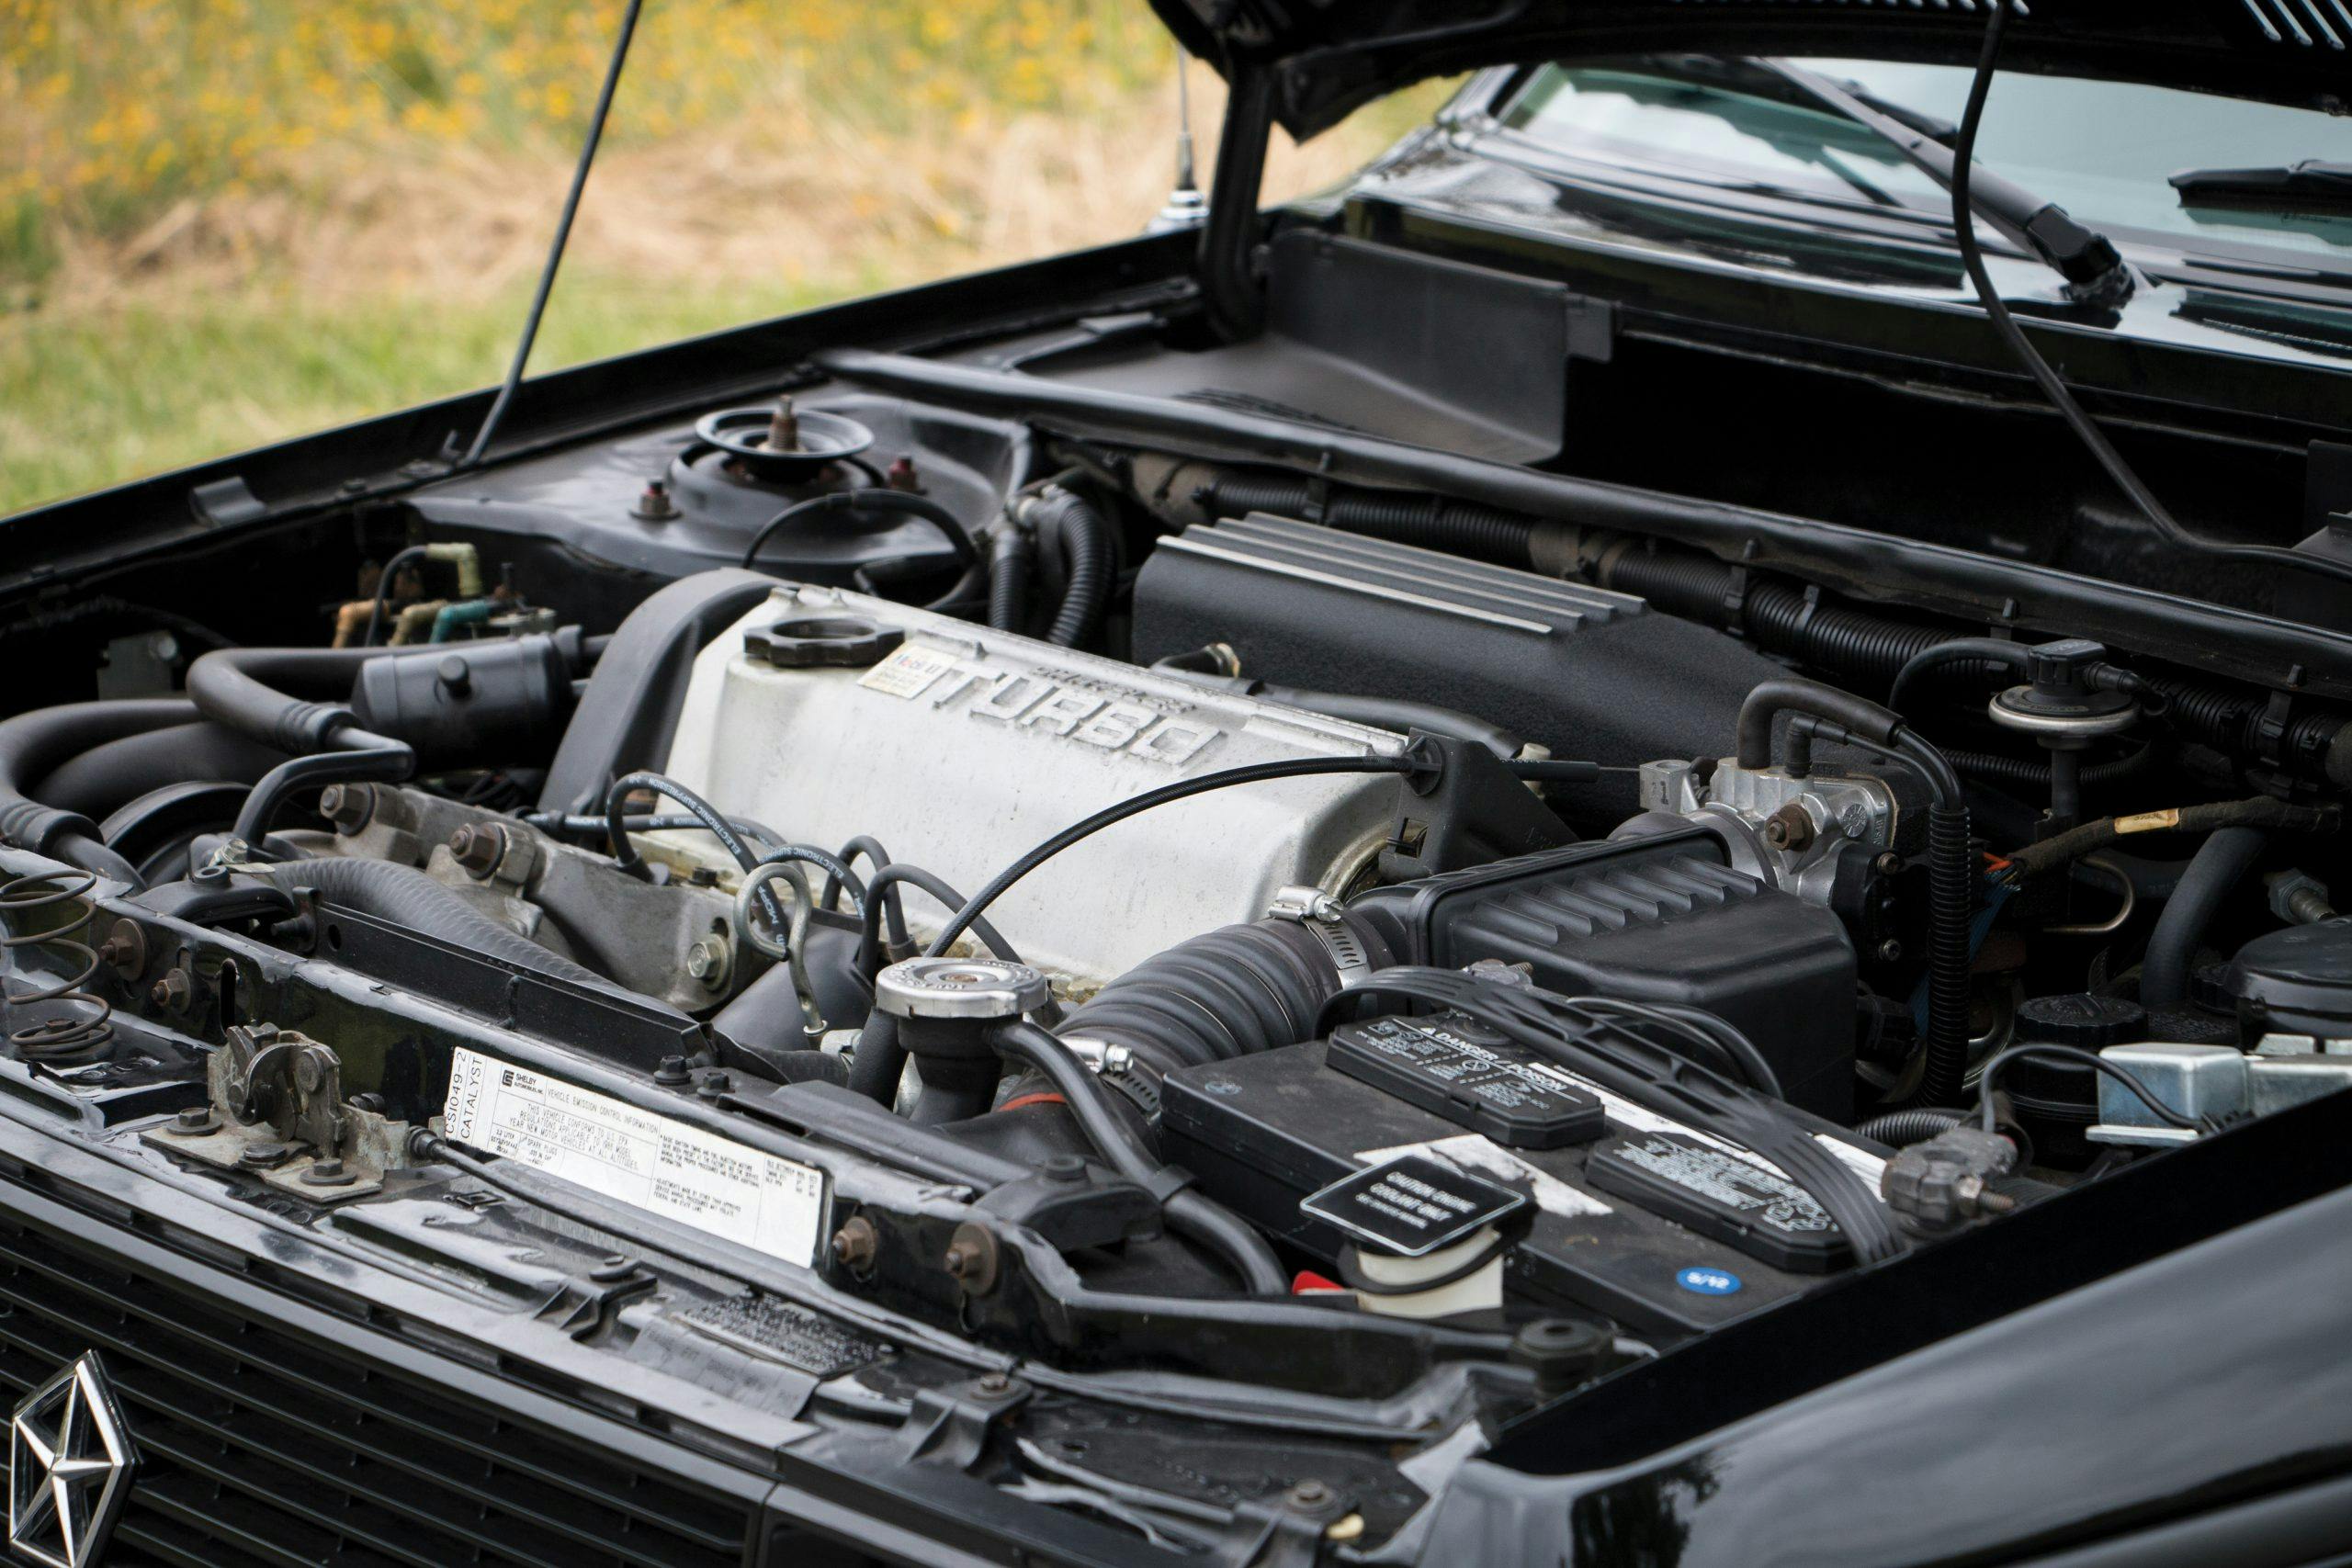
1748,57,2133,301
2170,160,2352,214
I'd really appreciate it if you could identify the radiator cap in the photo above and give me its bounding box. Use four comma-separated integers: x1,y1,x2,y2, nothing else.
875,957,1049,1021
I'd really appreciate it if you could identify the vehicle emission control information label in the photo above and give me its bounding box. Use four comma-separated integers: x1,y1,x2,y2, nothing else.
441,1048,826,1267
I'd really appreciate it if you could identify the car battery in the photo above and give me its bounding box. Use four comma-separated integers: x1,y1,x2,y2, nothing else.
1159,1011,1890,1337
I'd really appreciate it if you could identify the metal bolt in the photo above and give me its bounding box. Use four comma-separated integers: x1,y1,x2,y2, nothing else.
1876,939,1905,964
448,822,505,878
1039,1155,1086,1183
1287,1480,1334,1510
173,1105,219,1134
830,1216,878,1271
943,1221,1001,1294
589,1255,639,1282
631,478,680,521
975,1371,1013,1396
1873,851,1905,876
320,783,375,833
150,968,192,1012
96,919,145,979
1761,803,1815,852
652,1055,693,1087
300,1157,358,1188
239,1141,290,1170
696,1069,731,1100
436,654,472,695
685,936,731,991
766,397,800,452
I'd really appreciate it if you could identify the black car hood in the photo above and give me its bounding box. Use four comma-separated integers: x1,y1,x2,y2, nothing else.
1149,0,2352,138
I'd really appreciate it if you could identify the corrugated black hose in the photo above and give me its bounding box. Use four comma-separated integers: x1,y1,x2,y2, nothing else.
1031,489,1113,648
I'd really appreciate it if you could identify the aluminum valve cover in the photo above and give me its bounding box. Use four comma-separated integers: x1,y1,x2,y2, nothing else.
660,585,1408,982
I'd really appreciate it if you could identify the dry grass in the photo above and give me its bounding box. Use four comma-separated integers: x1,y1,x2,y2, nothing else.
35,77,1405,310
0,0,1450,511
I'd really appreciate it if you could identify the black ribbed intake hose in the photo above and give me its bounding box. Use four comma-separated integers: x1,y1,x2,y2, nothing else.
1029,489,1113,648
1194,476,1536,569
1053,911,1395,1080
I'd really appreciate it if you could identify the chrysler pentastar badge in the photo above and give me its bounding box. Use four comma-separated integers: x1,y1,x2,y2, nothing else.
7,1353,136,1568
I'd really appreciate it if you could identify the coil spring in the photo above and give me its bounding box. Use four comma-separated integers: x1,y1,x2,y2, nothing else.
0,869,115,1060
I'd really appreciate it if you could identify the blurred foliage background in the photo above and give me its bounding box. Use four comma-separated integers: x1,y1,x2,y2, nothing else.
0,0,1446,512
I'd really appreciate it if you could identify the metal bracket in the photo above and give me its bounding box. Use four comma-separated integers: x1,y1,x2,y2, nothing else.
141,1022,407,1203
899,1375,1032,1472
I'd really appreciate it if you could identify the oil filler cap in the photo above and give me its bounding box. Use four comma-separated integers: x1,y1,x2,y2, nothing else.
874,957,1050,1021
743,615,903,670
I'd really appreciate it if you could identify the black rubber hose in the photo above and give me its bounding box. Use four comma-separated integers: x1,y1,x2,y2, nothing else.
856,863,1024,974
1857,1107,1970,1146
232,728,413,845
1053,913,1392,1078
848,1010,905,1107
2141,824,2270,1008
186,645,393,755
361,545,431,649
1032,489,1114,649
32,721,285,819
1194,475,1536,568
603,770,783,931
991,1020,1286,1294
260,855,664,1008
1887,638,2035,718
0,699,193,886
1735,678,1905,770
827,835,907,948
987,526,1032,633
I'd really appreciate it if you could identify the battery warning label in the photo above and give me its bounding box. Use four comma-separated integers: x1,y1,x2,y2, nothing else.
441,1047,827,1267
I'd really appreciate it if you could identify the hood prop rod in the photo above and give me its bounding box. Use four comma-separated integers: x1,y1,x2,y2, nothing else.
1196,58,1276,343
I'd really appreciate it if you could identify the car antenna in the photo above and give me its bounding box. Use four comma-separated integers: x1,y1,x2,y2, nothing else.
1149,48,1207,232
457,0,646,468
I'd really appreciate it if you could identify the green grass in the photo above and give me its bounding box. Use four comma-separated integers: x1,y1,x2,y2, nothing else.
0,269,847,513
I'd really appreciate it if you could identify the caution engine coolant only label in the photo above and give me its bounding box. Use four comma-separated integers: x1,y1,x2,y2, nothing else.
441,1047,828,1267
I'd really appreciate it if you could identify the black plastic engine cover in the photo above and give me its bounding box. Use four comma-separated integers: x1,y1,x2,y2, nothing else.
1129,513,1786,767
1351,829,1856,1120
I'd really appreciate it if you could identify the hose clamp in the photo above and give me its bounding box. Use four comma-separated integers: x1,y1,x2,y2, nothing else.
1266,886,1374,988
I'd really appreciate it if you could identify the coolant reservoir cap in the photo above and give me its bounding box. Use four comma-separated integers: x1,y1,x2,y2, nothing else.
742,615,903,670
875,957,1050,1021
2015,992,2146,1048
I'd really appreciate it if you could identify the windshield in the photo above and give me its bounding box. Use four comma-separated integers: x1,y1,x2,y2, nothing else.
1499,60,2352,265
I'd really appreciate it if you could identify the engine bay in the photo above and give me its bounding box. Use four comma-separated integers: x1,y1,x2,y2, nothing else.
2,243,2348,1554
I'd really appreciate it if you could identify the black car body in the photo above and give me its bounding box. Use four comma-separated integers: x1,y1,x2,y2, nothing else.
1,3,2348,1564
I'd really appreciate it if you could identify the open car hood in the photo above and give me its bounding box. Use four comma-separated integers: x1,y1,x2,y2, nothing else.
1148,0,2352,138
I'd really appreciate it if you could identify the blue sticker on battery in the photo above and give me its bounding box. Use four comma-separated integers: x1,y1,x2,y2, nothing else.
1676,1266,1744,1296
